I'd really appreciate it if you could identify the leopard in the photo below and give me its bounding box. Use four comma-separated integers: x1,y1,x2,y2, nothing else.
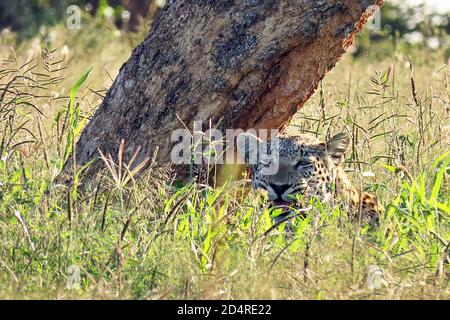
237,132,384,226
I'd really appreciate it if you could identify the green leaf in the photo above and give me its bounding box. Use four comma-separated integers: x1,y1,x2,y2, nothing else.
69,67,93,113
428,199,450,216
62,67,93,167
430,153,450,201
382,164,397,173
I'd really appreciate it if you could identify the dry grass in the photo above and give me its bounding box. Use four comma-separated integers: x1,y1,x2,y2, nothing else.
0,19,449,300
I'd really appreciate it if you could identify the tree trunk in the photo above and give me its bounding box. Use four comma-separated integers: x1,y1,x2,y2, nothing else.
64,0,383,181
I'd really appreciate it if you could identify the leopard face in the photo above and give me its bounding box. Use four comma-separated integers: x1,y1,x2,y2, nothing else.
237,132,349,205
237,132,383,226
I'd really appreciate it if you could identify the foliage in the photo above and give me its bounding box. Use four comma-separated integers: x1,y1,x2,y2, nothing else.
355,3,450,58
0,11,449,300
0,0,160,39
0,0,82,38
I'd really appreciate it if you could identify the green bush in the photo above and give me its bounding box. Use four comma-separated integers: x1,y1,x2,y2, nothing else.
0,1,95,38
0,0,161,39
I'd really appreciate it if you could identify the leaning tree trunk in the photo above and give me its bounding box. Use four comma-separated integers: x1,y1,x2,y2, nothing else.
64,0,383,181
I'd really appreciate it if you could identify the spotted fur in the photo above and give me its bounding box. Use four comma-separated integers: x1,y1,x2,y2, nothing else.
237,132,383,226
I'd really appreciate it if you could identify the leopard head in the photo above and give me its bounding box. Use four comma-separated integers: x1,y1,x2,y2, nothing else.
237,132,351,206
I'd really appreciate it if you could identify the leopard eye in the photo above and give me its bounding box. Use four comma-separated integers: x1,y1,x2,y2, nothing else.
294,160,312,169
260,158,272,166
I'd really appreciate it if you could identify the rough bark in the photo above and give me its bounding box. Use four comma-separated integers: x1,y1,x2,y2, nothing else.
64,0,383,181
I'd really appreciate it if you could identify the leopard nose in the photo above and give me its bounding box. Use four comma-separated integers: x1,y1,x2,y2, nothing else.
270,184,291,198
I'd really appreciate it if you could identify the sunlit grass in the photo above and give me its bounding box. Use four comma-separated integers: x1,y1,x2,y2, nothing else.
0,20,449,299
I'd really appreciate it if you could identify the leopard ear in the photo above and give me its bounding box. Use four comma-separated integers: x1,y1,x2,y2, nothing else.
326,133,350,165
237,132,263,165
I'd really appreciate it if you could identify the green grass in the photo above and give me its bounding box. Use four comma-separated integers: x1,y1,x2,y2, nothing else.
0,19,449,299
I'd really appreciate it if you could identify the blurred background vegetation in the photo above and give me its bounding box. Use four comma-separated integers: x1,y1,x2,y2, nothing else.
355,1,449,60
0,0,164,39
0,1,449,60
